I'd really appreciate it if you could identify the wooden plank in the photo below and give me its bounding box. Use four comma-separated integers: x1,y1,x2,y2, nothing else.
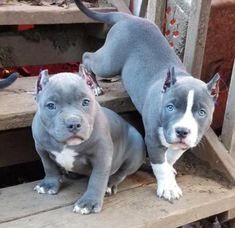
221,60,235,159
218,208,235,223
0,77,135,131
183,0,212,78
192,128,235,183
0,25,103,67
0,5,116,25
110,0,132,14
146,0,166,31
1,174,235,227
0,171,154,223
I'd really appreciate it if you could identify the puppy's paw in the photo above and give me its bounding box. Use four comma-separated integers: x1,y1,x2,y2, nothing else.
105,185,117,196
93,86,104,96
157,178,182,201
152,162,182,201
34,177,61,195
73,197,102,215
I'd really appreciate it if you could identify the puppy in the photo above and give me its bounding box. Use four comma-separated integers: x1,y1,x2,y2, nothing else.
73,0,220,201
32,70,146,214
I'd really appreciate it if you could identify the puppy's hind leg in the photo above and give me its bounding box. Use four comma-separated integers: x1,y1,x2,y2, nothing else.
106,167,127,196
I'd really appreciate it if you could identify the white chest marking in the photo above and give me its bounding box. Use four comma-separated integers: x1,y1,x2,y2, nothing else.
173,90,198,146
51,147,77,171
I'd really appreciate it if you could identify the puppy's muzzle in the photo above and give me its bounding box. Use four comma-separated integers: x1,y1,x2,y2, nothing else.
65,116,82,134
175,127,191,139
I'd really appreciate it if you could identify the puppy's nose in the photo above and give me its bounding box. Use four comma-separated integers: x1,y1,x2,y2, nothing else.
175,127,190,139
65,117,81,133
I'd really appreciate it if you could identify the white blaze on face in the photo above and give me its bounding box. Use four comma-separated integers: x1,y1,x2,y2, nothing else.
51,147,77,171
173,89,198,147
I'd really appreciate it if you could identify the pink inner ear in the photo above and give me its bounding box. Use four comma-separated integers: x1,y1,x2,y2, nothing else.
36,74,43,93
211,80,220,98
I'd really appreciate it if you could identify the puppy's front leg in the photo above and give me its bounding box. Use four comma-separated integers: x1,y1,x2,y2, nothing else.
146,135,182,201
34,143,62,195
73,147,112,214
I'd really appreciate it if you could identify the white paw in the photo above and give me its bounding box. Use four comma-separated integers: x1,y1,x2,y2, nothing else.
157,178,183,200
151,161,182,201
34,185,46,194
34,185,57,195
73,205,90,215
106,187,112,195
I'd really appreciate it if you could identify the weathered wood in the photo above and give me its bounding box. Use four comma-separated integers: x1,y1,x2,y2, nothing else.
0,25,103,67
138,0,148,17
110,0,131,14
221,60,235,159
0,128,38,168
0,5,116,25
1,174,235,227
183,0,212,78
0,171,154,224
192,128,235,183
0,77,135,131
218,208,235,223
146,0,166,31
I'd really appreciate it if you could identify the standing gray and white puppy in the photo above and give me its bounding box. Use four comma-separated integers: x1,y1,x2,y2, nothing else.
73,0,220,201
32,70,145,214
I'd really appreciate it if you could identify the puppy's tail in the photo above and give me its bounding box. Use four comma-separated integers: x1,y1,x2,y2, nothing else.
0,72,19,89
74,0,129,24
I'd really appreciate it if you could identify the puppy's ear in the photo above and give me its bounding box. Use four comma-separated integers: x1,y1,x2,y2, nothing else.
36,69,49,94
162,67,177,92
207,73,220,102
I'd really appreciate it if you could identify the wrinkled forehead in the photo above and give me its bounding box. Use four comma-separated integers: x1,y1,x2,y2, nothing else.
164,79,214,110
41,73,94,101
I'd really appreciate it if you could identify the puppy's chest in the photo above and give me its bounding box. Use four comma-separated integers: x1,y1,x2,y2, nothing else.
50,147,87,172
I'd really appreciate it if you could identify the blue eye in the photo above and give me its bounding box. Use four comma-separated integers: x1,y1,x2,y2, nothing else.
46,102,56,110
82,98,90,107
166,104,174,111
198,109,206,117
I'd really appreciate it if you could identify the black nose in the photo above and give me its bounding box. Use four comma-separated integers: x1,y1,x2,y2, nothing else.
175,127,190,139
65,117,81,133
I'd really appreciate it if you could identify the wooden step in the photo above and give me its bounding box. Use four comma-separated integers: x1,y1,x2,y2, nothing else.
0,170,235,227
0,3,116,25
0,76,135,131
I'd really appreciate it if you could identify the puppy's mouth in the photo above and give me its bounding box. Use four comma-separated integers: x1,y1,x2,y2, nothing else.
171,140,190,150
66,135,85,146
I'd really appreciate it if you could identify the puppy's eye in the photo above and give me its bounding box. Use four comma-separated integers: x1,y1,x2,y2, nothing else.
82,98,90,107
166,104,174,111
46,102,56,110
198,109,206,117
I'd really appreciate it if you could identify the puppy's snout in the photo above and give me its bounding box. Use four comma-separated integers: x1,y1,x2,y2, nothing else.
175,127,190,139
65,116,82,133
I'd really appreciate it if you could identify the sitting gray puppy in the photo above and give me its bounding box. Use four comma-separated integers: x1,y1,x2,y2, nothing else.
32,69,146,214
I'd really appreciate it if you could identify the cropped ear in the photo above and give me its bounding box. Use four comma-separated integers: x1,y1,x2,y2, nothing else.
36,69,49,94
162,67,177,93
78,64,86,79
207,73,220,102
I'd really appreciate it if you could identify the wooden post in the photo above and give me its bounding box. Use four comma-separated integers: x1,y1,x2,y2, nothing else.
221,60,235,159
109,0,132,14
146,0,166,31
183,0,211,78
139,0,148,17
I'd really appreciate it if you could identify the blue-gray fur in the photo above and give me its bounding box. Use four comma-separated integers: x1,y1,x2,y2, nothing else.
0,72,18,89
73,0,219,165
32,71,146,214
